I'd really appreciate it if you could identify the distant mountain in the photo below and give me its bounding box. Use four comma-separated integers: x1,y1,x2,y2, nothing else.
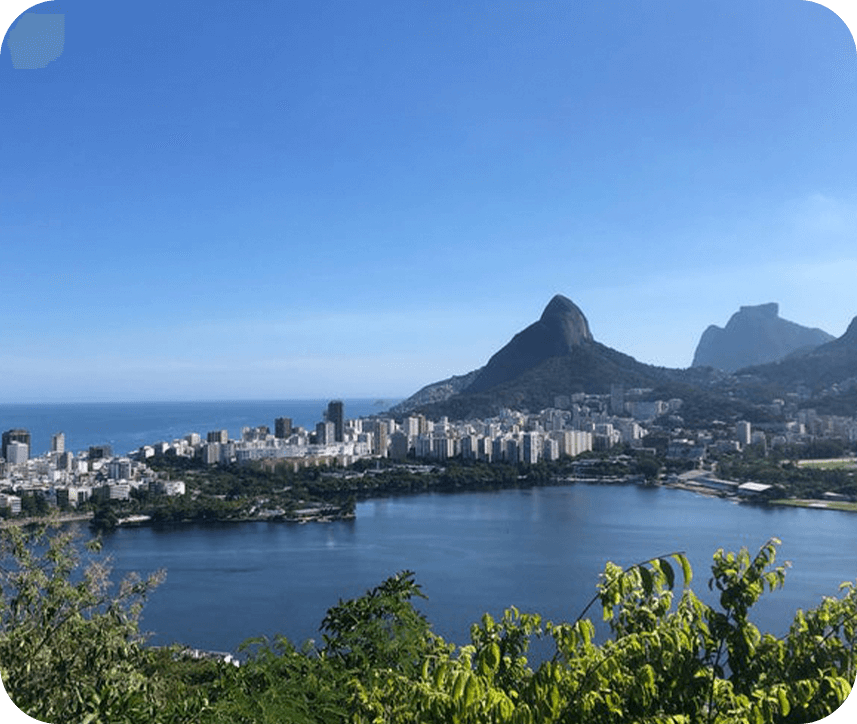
737,315,857,392
387,369,482,415
691,303,834,372
464,295,593,394
395,294,705,419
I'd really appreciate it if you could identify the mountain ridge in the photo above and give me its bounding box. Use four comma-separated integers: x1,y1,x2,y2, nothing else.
691,303,834,372
394,294,707,418
392,296,855,420
736,314,857,391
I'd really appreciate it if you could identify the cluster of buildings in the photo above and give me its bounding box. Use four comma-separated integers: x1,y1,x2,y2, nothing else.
664,409,857,466
135,400,606,470
0,429,184,516
3,390,856,517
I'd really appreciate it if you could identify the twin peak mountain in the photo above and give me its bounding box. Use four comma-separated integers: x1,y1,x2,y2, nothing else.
394,295,857,419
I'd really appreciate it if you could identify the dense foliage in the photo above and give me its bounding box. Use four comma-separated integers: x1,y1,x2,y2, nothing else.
1,526,855,724
715,451,857,500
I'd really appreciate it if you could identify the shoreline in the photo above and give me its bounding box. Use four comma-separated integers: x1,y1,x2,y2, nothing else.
0,511,94,529
767,498,857,513
4,476,854,533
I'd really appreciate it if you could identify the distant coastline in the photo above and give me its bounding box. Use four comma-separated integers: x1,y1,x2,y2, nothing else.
0,399,399,458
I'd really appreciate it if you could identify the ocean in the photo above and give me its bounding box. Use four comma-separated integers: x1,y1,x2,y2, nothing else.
0,399,398,457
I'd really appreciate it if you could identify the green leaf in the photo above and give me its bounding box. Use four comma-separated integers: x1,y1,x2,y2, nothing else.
603,604,613,622
464,676,479,708
778,688,790,716
659,558,675,590
487,642,500,671
673,553,693,586
435,661,449,687
640,566,654,597
452,671,466,701
549,684,560,712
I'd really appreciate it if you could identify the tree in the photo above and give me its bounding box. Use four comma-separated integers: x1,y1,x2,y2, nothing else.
0,523,168,723
319,571,448,678
350,541,857,724
633,455,661,481
2,526,855,724
90,503,120,532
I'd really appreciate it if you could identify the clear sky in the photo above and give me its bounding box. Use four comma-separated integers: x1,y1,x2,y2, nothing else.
2,0,856,403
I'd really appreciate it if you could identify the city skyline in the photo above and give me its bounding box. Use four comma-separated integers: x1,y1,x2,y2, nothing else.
2,1,857,403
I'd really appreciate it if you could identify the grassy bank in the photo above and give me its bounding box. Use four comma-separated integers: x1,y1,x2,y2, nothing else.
769,498,857,512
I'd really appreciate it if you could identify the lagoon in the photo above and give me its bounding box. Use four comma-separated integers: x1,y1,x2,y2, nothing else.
85,483,857,656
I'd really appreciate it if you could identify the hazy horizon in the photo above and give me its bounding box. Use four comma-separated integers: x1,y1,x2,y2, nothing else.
3,0,856,403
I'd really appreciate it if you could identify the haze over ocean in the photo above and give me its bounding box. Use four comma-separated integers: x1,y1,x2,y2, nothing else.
0,399,396,457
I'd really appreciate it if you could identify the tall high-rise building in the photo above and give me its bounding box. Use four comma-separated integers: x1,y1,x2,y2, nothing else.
5,441,29,465
327,400,344,442
522,432,542,464
275,417,293,439
88,444,113,460
371,420,388,457
389,432,409,460
316,421,336,445
735,421,752,447
403,417,420,438
202,443,220,465
207,430,228,444
610,385,625,415
51,432,65,454
2,429,31,461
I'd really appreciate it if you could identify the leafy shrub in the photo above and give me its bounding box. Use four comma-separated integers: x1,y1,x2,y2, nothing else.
1,525,854,724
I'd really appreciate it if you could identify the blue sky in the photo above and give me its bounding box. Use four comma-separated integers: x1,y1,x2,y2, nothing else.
1,0,856,402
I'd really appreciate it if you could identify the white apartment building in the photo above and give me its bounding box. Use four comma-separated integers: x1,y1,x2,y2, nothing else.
431,437,456,460
615,419,645,445
55,486,91,507
0,493,22,514
6,441,28,465
51,432,65,454
108,459,133,480
522,432,542,464
95,483,131,501
629,400,667,421
548,430,593,457
477,436,493,462
203,443,220,465
543,437,560,461
149,480,186,496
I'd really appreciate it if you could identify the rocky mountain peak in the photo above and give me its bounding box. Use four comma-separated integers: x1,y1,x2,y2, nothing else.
739,302,779,317
460,294,595,396
825,315,857,350
692,303,834,372
539,294,593,349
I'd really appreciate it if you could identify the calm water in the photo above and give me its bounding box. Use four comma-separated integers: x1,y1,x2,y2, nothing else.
0,399,396,457
83,483,857,656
